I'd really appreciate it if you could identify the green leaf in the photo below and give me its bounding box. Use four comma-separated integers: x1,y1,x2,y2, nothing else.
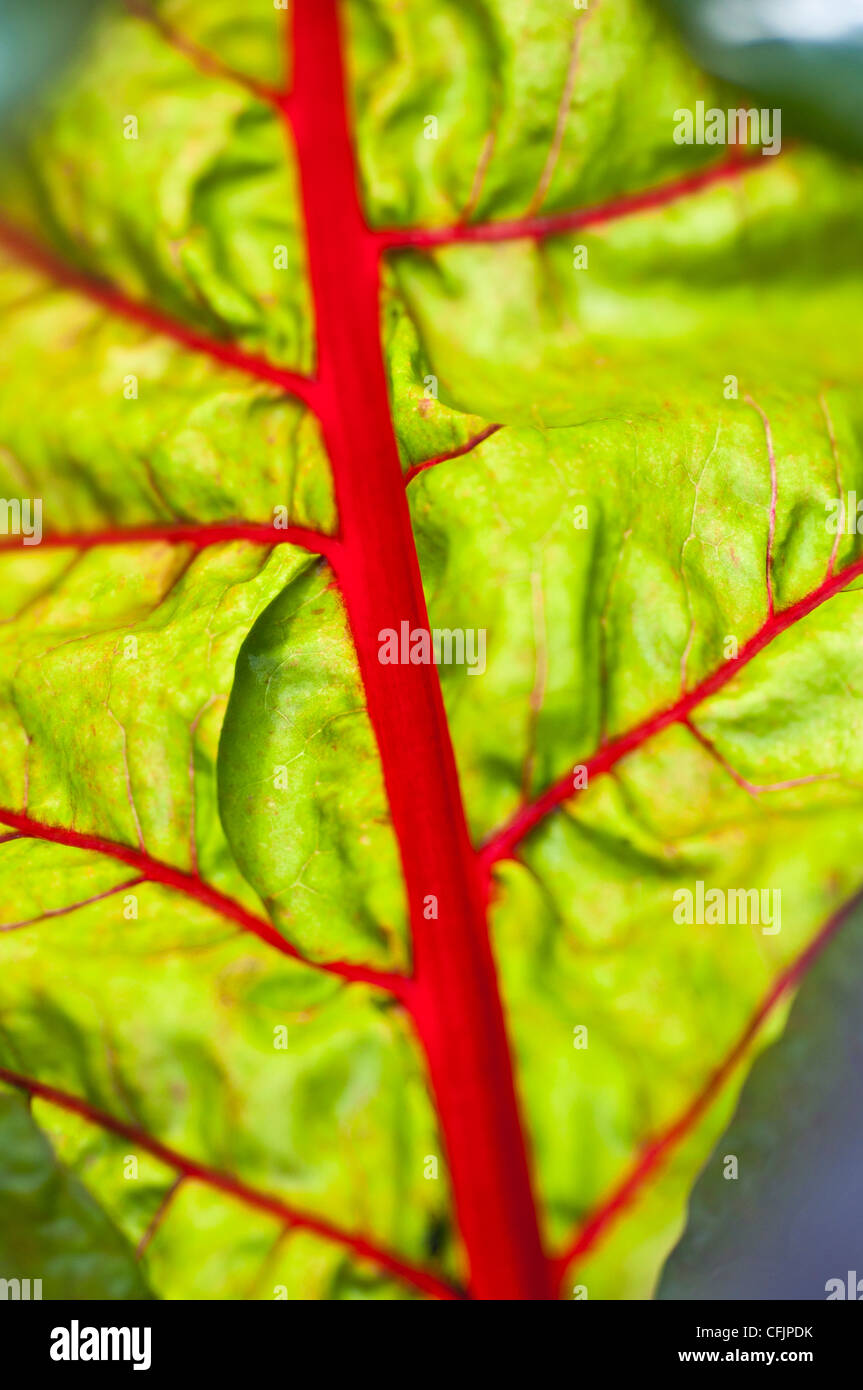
0,1086,152,1299
347,0,740,227
0,6,311,368
410,404,863,1294
0,0,862,1302
0,540,453,1295
218,558,410,969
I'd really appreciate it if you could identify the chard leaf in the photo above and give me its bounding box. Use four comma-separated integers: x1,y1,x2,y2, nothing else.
0,0,861,1303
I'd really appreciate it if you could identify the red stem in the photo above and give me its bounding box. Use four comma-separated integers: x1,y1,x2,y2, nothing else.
0,1065,461,1301
287,1,551,1299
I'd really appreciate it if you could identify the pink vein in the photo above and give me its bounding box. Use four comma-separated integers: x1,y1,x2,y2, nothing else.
136,1175,184,1260
482,549,863,866
0,877,144,932
460,131,497,225
686,718,837,797
551,883,863,1282
821,392,842,580
747,395,778,618
0,809,407,996
0,522,338,558
378,151,763,249
0,1065,461,1301
524,9,585,217
0,220,319,411
404,424,503,486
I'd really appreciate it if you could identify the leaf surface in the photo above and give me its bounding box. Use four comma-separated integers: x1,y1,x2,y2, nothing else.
0,0,861,1301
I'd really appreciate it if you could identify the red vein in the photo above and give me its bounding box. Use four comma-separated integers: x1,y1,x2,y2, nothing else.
482,549,863,867
404,424,503,486
123,0,282,105
0,809,407,995
0,522,338,559
0,1065,461,1301
287,1,551,1299
551,884,863,1283
0,220,319,411
378,151,764,249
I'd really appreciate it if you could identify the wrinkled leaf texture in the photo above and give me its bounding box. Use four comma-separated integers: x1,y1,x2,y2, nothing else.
0,0,862,1300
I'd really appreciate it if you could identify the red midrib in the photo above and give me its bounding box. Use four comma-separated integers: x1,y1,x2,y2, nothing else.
287,2,551,1299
